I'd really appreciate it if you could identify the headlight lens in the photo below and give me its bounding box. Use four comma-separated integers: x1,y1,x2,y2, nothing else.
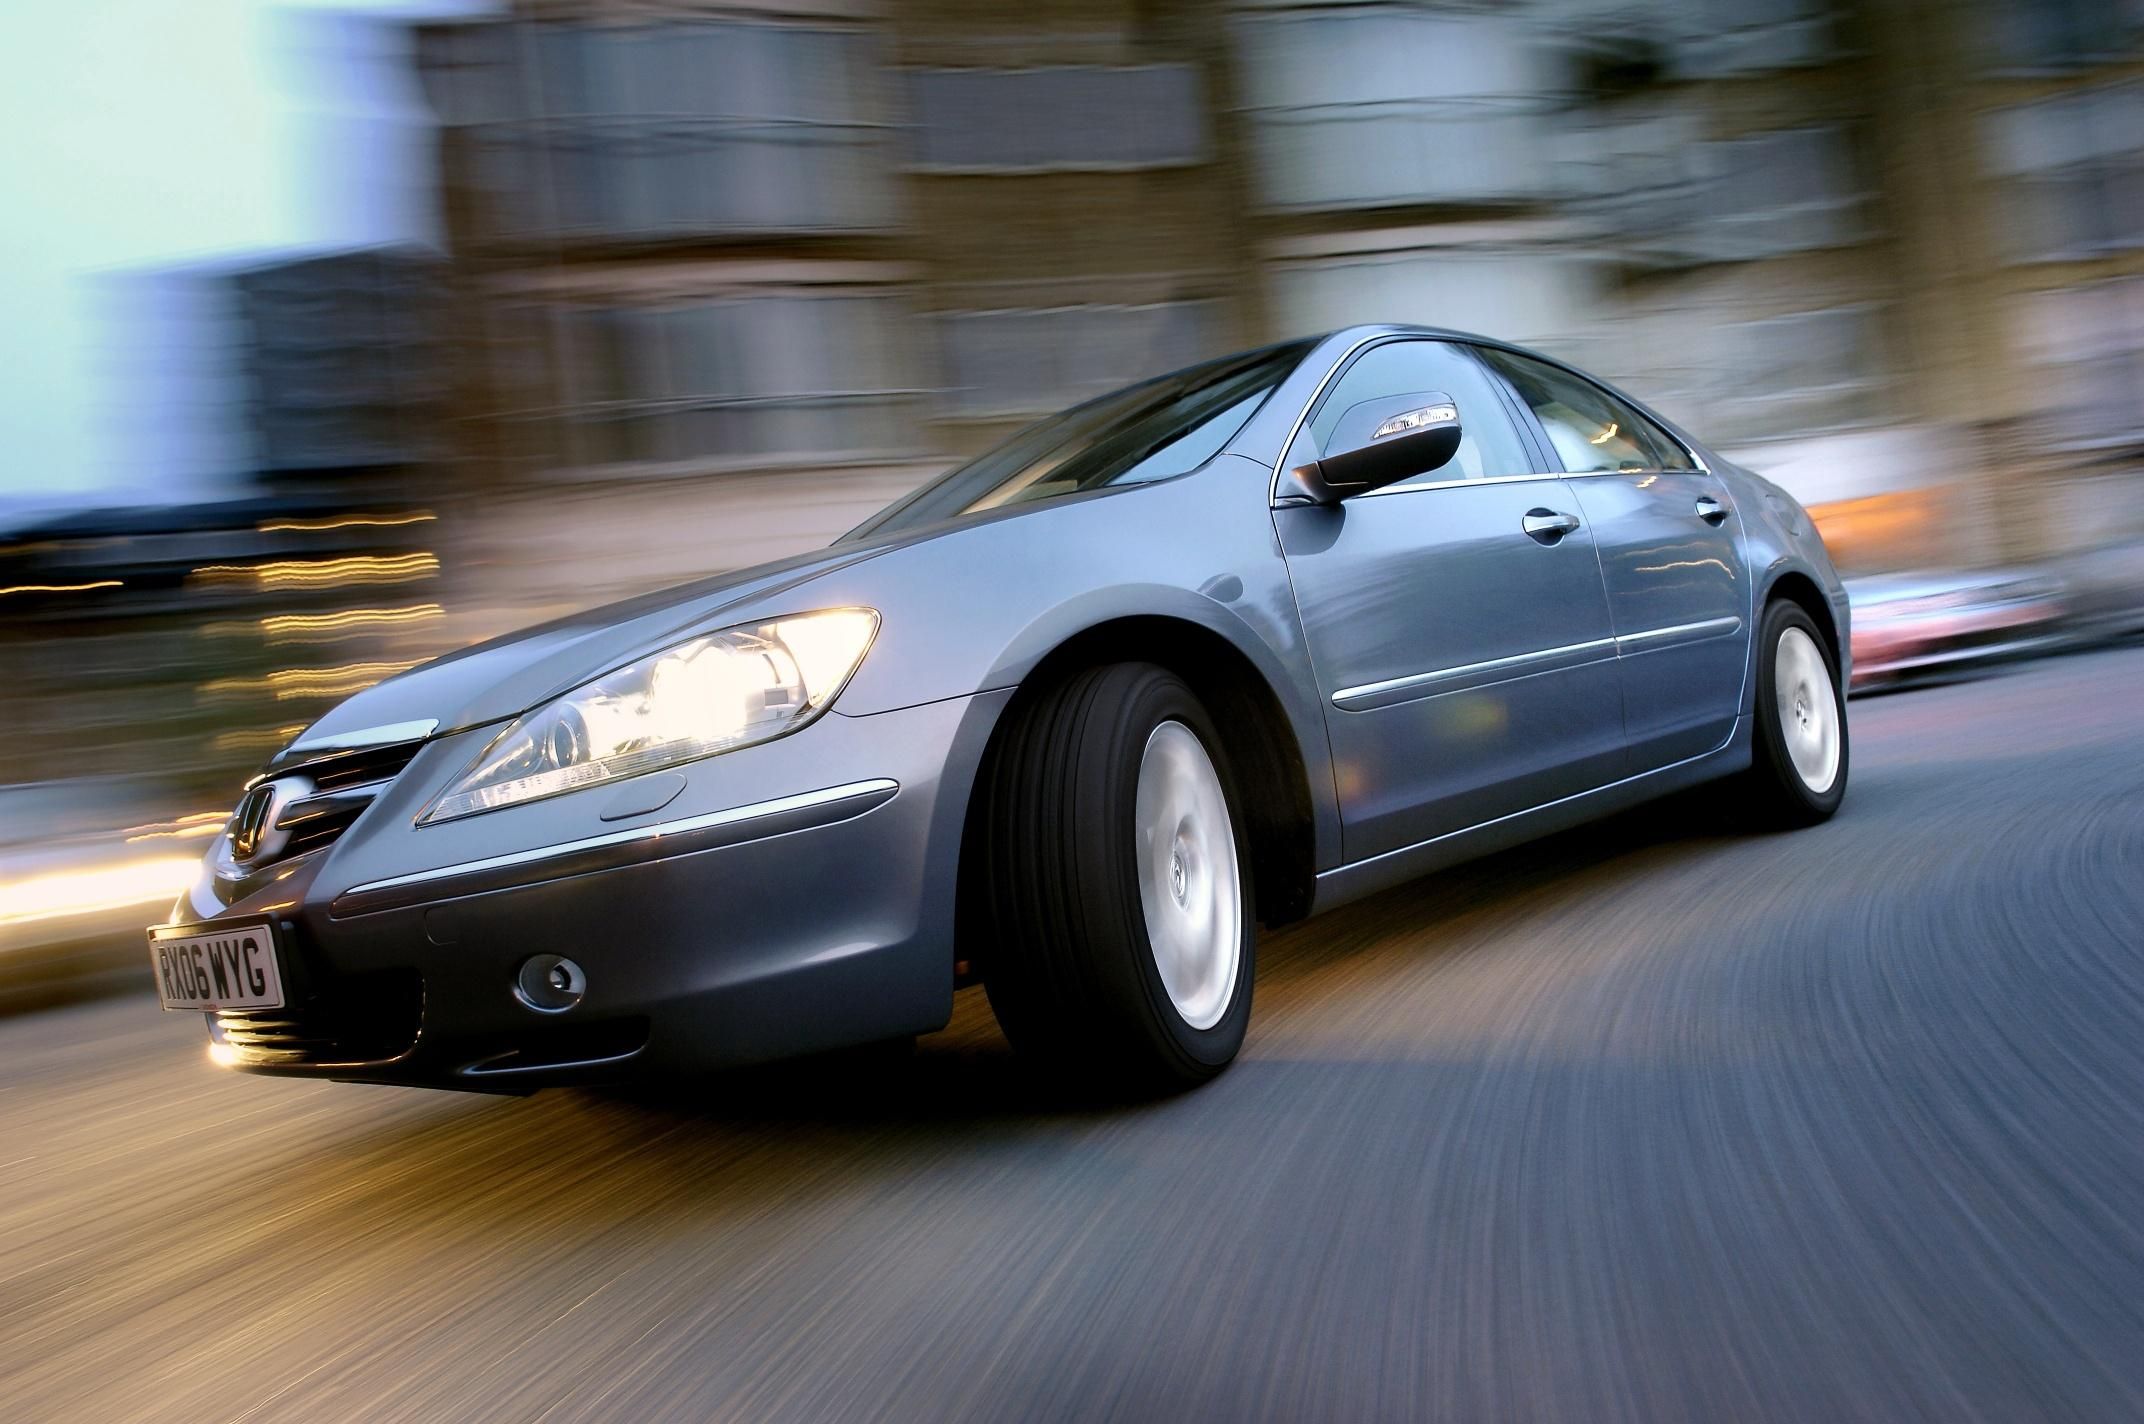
421,608,878,823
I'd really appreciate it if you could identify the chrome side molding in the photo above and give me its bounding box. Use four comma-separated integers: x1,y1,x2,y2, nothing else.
1614,616,1743,654
1333,637,1617,711
1332,616,1744,711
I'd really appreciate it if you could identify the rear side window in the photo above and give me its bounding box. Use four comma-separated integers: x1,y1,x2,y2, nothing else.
1296,339,1530,485
1475,348,1696,474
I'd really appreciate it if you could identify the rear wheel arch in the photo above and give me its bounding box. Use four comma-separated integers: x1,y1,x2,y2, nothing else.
956,617,1317,984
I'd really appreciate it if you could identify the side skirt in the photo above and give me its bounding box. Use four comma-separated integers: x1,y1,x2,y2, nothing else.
1307,715,1753,917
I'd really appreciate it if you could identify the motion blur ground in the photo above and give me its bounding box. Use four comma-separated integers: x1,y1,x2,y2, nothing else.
5,645,2143,1421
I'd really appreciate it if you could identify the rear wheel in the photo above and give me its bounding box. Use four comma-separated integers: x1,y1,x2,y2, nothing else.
1742,599,1848,825
978,663,1254,1093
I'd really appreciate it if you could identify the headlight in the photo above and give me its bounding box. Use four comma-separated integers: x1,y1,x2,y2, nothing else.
420,608,878,823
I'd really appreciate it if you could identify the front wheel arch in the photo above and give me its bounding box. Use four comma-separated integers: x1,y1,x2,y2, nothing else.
953,617,1317,985
1762,569,1844,680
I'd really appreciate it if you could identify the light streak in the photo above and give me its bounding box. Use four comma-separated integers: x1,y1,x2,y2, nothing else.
0,855,199,929
191,553,439,590
123,812,229,845
213,725,308,754
200,659,425,702
258,604,445,639
0,580,122,596
257,511,436,532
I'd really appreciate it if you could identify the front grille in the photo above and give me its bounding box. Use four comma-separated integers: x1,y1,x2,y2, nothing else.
291,738,427,794
274,738,424,859
214,736,425,902
210,968,423,1067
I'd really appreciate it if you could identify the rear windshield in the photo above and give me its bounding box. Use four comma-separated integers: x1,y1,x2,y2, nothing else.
843,340,1314,541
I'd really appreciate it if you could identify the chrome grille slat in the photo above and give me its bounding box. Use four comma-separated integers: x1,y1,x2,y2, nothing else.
217,739,423,893
275,778,395,832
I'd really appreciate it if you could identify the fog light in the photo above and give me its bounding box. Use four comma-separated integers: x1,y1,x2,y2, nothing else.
515,954,585,1013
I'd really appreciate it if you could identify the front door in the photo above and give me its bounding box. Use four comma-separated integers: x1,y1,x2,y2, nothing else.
1475,347,1750,770
1275,339,1626,862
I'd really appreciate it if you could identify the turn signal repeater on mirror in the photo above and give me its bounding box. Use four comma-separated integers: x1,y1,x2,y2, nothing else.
1372,403,1458,440
1289,391,1464,505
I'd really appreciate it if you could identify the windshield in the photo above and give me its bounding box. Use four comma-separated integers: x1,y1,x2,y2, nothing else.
843,340,1315,541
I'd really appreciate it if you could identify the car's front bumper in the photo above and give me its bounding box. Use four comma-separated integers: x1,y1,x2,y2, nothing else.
160,689,1008,1091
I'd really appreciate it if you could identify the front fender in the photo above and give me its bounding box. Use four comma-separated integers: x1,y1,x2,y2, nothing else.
753,455,1343,869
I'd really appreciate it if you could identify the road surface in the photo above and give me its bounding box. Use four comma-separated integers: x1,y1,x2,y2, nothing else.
5,647,2143,1422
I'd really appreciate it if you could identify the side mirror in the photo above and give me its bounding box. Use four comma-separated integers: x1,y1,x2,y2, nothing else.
1287,391,1463,505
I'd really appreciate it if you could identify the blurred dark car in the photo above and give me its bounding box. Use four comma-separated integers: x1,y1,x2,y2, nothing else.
148,327,1850,1096
2053,537,2144,647
1846,569,2066,690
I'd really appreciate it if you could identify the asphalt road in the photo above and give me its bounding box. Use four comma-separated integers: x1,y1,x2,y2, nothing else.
6,647,2143,1423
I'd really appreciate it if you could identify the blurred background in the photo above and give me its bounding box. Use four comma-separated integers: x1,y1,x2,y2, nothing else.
3,0,2142,993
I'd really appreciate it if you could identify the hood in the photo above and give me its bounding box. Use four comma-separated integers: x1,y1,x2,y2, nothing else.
281,539,900,753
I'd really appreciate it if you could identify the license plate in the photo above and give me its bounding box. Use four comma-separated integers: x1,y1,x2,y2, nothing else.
148,920,287,1012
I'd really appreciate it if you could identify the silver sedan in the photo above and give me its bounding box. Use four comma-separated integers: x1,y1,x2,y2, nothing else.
148,326,1851,1095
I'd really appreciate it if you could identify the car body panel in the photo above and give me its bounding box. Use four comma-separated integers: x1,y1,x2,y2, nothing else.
1276,476,1625,861
185,690,1007,1084
757,450,1345,869
1565,472,1748,769
154,324,1851,1091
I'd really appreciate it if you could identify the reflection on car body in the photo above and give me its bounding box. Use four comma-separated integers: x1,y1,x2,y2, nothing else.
150,326,1852,1095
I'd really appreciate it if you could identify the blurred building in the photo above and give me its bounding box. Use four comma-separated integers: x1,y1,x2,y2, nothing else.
408,0,2144,606
0,248,452,806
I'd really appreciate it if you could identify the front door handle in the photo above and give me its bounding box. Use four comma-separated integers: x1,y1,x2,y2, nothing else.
1694,495,1729,525
1522,509,1582,544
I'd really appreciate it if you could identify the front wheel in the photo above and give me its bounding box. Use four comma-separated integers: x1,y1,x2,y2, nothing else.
978,663,1254,1094
1742,599,1849,826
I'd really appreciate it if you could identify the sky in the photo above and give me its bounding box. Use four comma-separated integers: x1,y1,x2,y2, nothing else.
0,0,483,511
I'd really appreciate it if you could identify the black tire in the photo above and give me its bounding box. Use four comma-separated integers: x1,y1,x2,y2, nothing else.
1742,599,1849,826
978,663,1255,1094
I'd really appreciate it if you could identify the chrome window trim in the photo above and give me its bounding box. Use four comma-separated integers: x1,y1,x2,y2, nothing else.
1267,333,1712,503
1469,343,1711,478
1295,467,1723,504
337,778,899,904
1268,330,1394,505
1338,470,1568,501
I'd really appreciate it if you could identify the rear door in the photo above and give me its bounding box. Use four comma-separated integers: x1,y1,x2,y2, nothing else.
1274,338,1625,862
1475,347,1749,771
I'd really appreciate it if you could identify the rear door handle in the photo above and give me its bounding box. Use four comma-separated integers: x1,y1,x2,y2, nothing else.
1522,509,1582,544
1694,495,1729,525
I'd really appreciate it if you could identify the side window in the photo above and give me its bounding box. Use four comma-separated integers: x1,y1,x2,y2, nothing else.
1475,348,1696,474
1295,339,1530,485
